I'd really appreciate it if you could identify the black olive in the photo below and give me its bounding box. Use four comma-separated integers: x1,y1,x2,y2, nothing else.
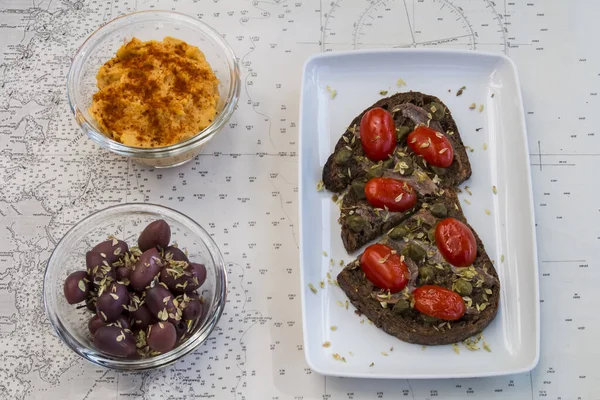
93,326,136,357
129,248,163,292
96,282,128,322
63,271,89,304
160,261,204,294
130,304,156,330
145,284,179,324
138,219,171,251
91,240,129,264
182,296,203,321
164,246,189,263
147,322,177,353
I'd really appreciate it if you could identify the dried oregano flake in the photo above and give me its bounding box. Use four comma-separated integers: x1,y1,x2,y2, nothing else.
326,85,337,99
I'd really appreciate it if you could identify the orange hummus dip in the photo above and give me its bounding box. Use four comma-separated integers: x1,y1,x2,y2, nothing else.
89,36,220,147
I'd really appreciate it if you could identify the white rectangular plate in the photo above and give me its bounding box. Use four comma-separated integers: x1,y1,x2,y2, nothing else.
298,49,540,379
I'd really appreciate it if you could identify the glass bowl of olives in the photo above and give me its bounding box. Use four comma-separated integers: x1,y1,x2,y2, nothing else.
43,203,227,370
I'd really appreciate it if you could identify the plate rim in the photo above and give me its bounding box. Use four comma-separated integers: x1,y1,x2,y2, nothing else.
298,48,540,379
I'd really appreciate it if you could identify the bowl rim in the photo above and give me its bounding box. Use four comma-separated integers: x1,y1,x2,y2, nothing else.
43,202,228,370
66,10,241,158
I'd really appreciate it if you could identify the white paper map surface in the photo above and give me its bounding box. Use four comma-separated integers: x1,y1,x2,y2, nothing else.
0,0,598,398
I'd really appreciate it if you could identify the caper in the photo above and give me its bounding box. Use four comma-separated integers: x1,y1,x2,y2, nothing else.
404,242,427,261
346,215,366,233
431,166,447,176
366,163,383,179
427,102,445,120
392,299,410,315
427,228,436,243
421,314,440,324
388,225,409,240
382,158,394,169
430,203,447,218
334,148,353,165
351,179,367,200
454,279,473,296
418,266,435,283
396,126,411,142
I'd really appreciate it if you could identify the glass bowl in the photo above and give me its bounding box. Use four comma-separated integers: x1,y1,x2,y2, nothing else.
43,203,227,370
67,11,240,168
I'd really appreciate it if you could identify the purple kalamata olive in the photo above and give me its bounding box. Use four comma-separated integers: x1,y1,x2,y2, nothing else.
91,239,129,264
130,304,156,330
93,326,136,357
88,315,105,336
110,314,131,330
89,314,130,335
64,271,90,304
145,284,180,324
86,251,116,287
147,322,177,353
96,282,128,322
182,296,203,321
116,266,131,281
138,220,171,252
191,263,207,287
159,262,201,294
164,246,188,262
173,320,188,340
129,248,163,292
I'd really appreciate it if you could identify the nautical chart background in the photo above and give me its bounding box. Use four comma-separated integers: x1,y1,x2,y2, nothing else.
0,0,598,398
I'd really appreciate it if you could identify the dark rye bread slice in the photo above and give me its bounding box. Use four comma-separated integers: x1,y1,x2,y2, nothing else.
339,165,442,253
337,189,500,345
322,91,471,193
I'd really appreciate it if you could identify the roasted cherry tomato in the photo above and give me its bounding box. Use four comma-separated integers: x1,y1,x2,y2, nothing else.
360,243,409,293
407,125,454,168
360,107,396,161
364,177,417,212
435,217,477,267
413,285,466,321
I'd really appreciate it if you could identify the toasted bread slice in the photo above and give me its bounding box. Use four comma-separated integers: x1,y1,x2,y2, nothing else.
322,92,471,193
339,165,441,253
336,189,499,346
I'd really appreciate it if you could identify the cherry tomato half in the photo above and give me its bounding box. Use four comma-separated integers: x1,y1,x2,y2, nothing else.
407,125,454,168
360,243,409,293
413,285,466,321
435,218,477,267
360,107,396,161
364,177,418,212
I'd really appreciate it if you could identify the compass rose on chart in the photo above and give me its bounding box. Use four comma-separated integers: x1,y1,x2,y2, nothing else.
321,0,507,53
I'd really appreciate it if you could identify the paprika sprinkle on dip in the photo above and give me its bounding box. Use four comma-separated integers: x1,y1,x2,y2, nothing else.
89,36,220,148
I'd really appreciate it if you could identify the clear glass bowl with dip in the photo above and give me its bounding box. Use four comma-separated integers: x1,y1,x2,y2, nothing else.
67,11,240,168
